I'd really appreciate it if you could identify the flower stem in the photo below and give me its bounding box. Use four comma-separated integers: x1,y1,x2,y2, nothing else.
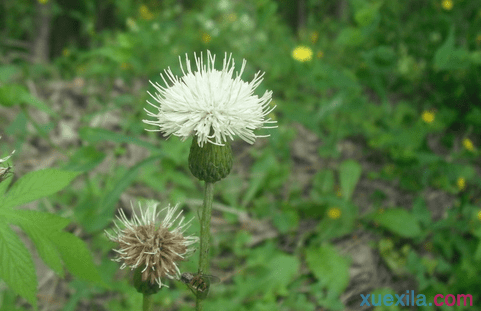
143,294,153,311
196,181,215,311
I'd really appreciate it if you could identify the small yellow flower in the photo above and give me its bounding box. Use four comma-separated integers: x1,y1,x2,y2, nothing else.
139,5,154,20
462,138,475,152
201,33,212,43
335,186,342,197
457,177,466,191
310,31,319,44
422,110,435,123
38,0,48,4
316,51,324,58
292,46,313,62
477,211,481,221
227,13,237,22
327,207,341,219
441,0,453,10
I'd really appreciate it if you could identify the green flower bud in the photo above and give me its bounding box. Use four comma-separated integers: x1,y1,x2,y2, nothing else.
188,136,233,183
133,266,162,295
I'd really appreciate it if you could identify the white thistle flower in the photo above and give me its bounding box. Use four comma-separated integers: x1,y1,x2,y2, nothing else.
105,201,198,288
143,50,277,147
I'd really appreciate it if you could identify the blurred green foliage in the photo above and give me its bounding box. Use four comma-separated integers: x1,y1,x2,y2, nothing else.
1,0,481,310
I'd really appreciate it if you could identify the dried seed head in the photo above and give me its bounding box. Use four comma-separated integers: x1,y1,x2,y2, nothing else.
105,201,198,289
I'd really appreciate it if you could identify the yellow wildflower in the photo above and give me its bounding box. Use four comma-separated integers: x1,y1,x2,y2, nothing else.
201,33,212,43
457,177,466,191
310,31,319,44
327,207,341,219
477,211,481,221
227,13,237,22
422,110,435,123
292,46,313,62
441,0,453,10
462,138,475,152
38,0,48,4
335,186,342,198
139,5,154,20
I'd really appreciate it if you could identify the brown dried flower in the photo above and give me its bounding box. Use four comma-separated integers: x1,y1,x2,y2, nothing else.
105,201,198,288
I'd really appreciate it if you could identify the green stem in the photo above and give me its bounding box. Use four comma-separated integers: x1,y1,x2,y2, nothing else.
143,294,153,311
196,181,215,311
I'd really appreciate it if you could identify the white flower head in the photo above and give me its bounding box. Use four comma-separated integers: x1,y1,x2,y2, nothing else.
143,50,276,147
105,201,198,288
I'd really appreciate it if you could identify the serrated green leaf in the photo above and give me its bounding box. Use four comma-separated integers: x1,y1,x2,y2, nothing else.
0,219,37,309
2,208,69,276
0,169,80,209
371,208,421,238
50,231,104,286
305,244,350,295
339,160,362,201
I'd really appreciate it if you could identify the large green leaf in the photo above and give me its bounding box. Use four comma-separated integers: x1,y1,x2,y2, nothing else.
0,169,80,209
339,160,362,201
0,219,37,309
3,209,70,276
371,208,421,238
433,27,470,70
50,231,104,285
305,244,350,295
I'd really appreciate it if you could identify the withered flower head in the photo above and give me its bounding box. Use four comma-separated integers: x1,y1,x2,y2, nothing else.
105,201,198,288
